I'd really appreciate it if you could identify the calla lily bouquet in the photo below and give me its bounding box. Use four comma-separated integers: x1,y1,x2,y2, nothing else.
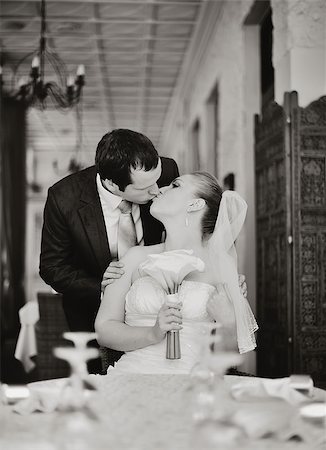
139,249,205,359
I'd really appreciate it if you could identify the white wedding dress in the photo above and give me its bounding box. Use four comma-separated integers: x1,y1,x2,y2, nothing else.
111,276,216,374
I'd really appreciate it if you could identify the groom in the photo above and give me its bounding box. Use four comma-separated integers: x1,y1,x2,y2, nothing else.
39,129,179,369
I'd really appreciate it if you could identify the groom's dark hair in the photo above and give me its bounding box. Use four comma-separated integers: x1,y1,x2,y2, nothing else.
95,129,159,191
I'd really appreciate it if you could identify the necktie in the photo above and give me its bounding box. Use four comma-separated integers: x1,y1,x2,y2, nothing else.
117,200,137,259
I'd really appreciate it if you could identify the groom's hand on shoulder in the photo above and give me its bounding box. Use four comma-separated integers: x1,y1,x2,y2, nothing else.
101,261,125,292
238,274,247,298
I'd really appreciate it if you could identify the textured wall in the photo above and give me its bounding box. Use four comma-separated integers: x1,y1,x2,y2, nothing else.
272,0,325,52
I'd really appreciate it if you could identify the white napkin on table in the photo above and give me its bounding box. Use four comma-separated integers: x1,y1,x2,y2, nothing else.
13,377,100,415
231,400,326,445
13,379,68,415
230,377,326,445
13,387,60,415
14,301,40,372
231,377,311,406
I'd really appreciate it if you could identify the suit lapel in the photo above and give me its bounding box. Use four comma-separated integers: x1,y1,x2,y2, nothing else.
78,169,111,272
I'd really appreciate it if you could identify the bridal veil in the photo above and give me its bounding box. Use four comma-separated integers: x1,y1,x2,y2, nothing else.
208,190,258,353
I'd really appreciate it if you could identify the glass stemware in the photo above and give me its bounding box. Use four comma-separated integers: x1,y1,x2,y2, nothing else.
190,322,244,448
205,324,243,380
52,332,101,450
61,332,99,389
54,331,100,409
53,346,99,409
63,331,98,350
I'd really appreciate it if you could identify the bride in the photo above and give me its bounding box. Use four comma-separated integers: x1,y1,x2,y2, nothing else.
95,172,258,373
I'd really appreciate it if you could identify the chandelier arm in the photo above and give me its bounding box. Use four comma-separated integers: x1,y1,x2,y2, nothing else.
46,83,71,109
50,82,76,109
46,50,68,87
47,82,80,110
46,84,65,107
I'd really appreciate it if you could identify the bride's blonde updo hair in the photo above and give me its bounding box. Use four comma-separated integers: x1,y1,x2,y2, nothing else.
191,172,223,241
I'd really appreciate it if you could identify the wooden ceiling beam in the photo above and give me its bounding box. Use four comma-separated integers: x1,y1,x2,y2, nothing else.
0,32,191,41
4,0,201,5
0,16,196,25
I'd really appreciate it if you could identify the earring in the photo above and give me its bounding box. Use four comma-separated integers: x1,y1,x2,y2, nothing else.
185,215,189,227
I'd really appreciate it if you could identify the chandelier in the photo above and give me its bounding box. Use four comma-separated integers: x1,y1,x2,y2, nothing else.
6,0,85,110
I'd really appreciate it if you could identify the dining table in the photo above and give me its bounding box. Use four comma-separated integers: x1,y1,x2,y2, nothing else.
1,372,325,450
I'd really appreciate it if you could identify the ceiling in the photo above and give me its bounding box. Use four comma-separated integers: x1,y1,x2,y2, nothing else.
1,0,206,177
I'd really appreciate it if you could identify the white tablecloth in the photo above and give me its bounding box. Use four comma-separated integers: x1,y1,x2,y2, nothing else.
0,374,325,450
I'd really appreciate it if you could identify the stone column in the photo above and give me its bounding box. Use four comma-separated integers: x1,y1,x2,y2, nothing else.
272,0,326,106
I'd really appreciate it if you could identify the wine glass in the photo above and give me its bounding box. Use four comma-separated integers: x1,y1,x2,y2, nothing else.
190,323,221,423
52,338,101,450
53,346,99,408
205,324,243,380
63,331,98,351
62,331,99,389
190,323,244,448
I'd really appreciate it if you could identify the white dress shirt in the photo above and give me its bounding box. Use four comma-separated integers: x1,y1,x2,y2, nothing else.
96,174,144,259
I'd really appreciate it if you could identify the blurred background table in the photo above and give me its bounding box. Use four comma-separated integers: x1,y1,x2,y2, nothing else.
1,373,325,450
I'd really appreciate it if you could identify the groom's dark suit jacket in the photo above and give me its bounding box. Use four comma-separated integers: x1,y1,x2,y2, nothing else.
40,157,179,339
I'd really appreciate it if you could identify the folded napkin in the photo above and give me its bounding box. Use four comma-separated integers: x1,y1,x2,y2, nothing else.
231,400,326,446
13,378,99,415
14,301,40,372
231,400,294,440
13,386,60,414
231,377,311,406
229,377,325,445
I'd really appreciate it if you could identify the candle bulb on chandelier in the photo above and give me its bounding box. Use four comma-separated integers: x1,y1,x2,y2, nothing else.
76,64,85,90
76,65,85,77
31,56,40,68
30,56,40,79
67,74,75,87
66,74,75,103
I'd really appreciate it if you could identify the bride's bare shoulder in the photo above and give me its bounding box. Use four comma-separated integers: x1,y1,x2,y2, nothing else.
121,244,164,283
122,244,164,268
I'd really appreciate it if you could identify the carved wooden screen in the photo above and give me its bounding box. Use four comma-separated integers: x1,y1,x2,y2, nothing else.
291,94,326,387
255,92,326,386
255,96,292,378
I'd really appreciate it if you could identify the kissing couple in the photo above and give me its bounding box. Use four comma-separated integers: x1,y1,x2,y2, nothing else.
40,129,258,374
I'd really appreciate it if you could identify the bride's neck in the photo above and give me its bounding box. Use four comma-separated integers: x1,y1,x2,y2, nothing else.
163,222,204,255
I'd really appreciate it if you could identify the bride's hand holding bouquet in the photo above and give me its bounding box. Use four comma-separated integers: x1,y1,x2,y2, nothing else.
151,299,183,343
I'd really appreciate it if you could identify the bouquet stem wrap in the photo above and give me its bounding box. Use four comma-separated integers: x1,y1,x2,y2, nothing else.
166,294,181,359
